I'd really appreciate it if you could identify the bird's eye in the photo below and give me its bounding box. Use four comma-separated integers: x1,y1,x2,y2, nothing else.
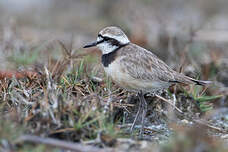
103,37,110,41
98,34,111,41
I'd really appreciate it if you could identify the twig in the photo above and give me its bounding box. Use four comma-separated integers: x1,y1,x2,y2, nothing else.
193,119,228,133
112,103,135,107
16,135,111,152
49,128,75,134
155,94,183,114
117,123,136,129
13,91,34,105
104,91,113,114
199,86,209,97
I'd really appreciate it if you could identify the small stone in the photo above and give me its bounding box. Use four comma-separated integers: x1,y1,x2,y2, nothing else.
181,119,189,124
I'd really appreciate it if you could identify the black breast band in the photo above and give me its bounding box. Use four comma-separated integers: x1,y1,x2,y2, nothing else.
101,43,129,67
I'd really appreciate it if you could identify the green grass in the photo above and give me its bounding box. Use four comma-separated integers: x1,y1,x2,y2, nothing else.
182,85,223,112
8,49,40,66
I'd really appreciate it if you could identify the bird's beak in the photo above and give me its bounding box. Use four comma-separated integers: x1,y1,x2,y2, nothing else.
83,41,98,48
83,39,105,48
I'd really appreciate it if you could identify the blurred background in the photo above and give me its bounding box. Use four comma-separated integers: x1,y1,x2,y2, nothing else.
1,0,228,83
1,0,228,66
1,0,228,151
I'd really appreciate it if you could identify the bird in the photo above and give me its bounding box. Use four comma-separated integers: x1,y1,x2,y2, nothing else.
83,26,211,136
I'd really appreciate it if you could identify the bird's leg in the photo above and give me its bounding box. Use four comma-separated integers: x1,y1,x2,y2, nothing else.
130,92,143,133
139,91,147,136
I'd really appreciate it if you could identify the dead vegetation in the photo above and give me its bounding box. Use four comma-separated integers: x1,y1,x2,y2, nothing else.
0,24,227,152
1,0,228,151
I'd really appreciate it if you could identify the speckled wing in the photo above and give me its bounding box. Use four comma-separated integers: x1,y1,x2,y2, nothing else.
119,44,179,83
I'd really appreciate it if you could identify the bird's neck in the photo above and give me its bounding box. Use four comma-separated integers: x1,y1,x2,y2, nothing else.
101,43,129,67
98,42,119,54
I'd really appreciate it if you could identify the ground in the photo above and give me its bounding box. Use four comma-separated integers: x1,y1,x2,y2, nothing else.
0,0,228,151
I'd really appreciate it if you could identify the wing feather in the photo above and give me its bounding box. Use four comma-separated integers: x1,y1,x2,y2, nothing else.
119,44,177,83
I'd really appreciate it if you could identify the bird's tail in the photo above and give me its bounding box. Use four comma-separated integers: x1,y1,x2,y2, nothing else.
187,77,212,86
173,73,212,86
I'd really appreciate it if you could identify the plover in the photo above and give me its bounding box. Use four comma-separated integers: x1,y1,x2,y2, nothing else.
83,26,211,136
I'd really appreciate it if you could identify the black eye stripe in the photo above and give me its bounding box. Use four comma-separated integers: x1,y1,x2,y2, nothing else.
97,34,122,46
98,34,102,38
98,34,111,41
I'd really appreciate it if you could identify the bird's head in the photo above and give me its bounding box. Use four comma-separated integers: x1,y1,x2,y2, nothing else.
83,26,130,54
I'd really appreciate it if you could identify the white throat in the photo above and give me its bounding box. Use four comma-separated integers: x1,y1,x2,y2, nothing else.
97,42,118,54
